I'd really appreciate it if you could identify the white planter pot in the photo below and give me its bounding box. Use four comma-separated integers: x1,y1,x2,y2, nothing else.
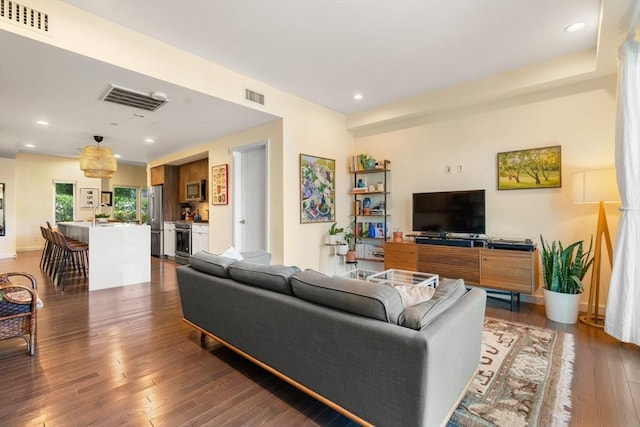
543,288,582,324
328,235,337,245
336,244,348,256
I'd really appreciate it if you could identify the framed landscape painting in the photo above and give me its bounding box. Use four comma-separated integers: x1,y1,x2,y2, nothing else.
497,145,561,190
300,154,335,223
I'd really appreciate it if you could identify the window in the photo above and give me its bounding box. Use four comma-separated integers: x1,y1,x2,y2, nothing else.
54,182,75,224
140,187,148,224
113,186,147,223
113,186,139,222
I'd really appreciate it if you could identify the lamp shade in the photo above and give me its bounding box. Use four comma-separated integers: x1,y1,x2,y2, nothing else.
79,145,117,179
572,168,620,203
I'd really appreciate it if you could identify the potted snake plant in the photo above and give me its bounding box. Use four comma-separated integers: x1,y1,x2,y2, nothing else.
539,235,594,324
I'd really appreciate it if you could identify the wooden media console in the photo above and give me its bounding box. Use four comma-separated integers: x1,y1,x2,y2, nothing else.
385,241,540,310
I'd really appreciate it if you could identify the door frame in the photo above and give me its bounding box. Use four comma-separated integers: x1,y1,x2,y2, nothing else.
232,140,269,251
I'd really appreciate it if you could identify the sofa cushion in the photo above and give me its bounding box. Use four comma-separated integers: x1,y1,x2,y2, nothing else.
290,269,404,324
397,278,468,330
189,251,236,278
229,261,301,295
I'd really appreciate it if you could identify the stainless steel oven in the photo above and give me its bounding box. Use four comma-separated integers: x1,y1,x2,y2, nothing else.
175,222,191,265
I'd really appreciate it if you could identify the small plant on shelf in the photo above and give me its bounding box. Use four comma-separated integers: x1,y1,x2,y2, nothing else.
343,227,357,262
328,222,343,245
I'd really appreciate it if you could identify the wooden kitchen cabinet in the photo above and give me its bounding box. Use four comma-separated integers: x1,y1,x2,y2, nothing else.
178,158,209,202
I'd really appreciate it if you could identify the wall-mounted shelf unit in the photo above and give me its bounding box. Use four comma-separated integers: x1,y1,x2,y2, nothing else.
350,159,390,263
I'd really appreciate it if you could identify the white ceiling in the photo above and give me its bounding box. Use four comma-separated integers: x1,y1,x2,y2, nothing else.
0,0,620,166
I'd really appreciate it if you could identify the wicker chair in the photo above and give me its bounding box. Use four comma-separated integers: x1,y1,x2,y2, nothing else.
0,272,40,356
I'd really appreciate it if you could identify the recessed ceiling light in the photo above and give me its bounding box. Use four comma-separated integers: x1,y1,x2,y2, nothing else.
25,143,35,148
35,120,49,126
565,22,586,32
353,94,363,100
114,154,122,158
145,138,154,143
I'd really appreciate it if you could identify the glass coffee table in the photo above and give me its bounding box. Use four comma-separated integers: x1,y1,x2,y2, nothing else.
336,268,378,281
367,269,439,288
336,268,439,288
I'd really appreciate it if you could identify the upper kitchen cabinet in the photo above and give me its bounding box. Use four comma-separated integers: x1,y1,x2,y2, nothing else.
150,165,178,186
178,158,209,202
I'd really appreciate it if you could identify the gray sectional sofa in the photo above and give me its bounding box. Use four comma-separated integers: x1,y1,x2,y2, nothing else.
176,251,486,427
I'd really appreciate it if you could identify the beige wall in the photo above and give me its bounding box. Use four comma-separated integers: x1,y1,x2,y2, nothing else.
0,158,17,258
14,153,146,251
4,0,354,270
150,115,354,269
355,77,619,307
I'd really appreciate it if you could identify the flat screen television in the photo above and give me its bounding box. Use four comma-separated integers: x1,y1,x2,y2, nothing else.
412,189,486,235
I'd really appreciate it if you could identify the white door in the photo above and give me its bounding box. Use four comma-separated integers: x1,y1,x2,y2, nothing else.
233,141,268,252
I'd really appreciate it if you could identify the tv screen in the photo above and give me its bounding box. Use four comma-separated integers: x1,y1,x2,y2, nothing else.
412,189,485,235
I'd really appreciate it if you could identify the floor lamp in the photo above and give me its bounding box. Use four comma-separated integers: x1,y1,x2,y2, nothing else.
572,169,619,328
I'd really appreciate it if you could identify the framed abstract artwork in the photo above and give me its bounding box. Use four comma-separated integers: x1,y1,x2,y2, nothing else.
211,164,229,205
300,154,335,223
497,145,561,190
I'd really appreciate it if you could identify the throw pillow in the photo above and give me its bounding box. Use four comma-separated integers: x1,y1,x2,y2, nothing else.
397,278,467,330
221,246,244,261
393,285,435,308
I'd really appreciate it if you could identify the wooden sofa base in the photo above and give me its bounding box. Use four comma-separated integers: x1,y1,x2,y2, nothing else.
183,318,373,427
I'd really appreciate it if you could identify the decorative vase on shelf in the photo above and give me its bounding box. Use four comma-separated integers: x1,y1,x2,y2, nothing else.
336,244,348,256
346,250,357,263
393,231,403,242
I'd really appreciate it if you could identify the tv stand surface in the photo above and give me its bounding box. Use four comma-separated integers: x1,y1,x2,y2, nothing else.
385,241,539,302
415,236,486,248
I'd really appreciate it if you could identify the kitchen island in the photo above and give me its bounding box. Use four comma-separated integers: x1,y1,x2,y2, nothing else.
57,222,151,291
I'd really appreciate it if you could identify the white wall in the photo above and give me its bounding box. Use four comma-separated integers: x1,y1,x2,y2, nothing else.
15,153,146,251
355,78,619,307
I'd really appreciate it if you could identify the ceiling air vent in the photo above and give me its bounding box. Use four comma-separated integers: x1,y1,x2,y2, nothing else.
1,0,49,32
245,89,265,105
100,84,169,112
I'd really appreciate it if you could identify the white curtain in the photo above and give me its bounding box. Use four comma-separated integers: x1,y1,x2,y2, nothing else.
605,8,640,345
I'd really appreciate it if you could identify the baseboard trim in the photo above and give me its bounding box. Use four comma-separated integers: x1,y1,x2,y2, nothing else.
484,290,606,315
0,252,17,259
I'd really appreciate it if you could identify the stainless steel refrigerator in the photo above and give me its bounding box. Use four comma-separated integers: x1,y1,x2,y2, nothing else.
148,185,164,257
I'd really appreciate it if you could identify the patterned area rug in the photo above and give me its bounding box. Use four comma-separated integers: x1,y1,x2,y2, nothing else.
447,317,575,427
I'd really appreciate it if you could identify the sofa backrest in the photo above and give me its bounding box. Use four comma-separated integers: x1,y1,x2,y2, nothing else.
290,269,405,324
229,261,301,295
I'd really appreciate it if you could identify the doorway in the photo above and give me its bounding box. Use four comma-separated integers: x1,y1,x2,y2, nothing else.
233,141,268,252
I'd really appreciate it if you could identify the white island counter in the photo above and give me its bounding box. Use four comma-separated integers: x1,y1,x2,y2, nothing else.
57,222,151,291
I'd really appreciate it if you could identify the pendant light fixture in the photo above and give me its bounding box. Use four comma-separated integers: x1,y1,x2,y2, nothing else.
79,135,117,178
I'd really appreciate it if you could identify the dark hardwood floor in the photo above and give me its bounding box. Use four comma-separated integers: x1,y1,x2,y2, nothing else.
1,251,638,426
